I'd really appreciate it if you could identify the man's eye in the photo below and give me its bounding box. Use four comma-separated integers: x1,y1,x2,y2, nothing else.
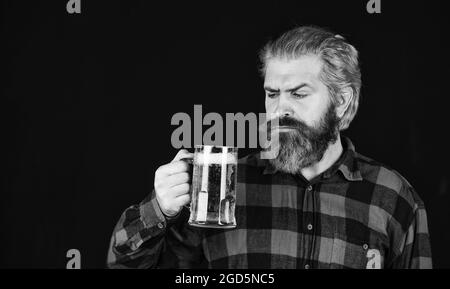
267,93,278,99
293,92,308,99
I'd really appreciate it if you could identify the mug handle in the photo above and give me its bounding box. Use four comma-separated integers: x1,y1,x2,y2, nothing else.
180,157,194,209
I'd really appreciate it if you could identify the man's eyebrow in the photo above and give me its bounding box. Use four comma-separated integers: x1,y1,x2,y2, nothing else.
263,86,279,92
264,83,312,93
286,83,312,92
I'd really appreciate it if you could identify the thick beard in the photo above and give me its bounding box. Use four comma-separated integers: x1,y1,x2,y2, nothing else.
267,104,340,175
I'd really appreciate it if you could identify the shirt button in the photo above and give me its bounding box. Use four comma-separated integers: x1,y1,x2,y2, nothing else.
304,264,310,269
363,244,369,250
157,222,164,229
306,185,313,191
307,224,313,231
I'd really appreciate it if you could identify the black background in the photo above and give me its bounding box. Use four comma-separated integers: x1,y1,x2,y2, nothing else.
2,0,449,268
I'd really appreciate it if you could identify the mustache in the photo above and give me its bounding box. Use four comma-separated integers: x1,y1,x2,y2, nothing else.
266,116,310,132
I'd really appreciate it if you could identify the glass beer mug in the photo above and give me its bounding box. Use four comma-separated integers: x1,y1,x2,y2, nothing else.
188,145,238,229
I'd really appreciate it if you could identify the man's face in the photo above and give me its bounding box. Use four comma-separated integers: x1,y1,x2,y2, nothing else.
264,54,331,127
263,54,340,173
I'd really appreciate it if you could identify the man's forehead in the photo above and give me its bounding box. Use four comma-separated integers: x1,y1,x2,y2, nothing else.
264,55,323,88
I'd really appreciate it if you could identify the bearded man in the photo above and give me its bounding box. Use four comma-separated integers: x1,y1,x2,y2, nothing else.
107,26,432,269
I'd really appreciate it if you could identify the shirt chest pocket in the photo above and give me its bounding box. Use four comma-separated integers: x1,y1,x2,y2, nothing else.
329,236,384,269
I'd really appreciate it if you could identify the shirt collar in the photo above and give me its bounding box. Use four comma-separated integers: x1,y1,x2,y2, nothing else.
261,136,363,182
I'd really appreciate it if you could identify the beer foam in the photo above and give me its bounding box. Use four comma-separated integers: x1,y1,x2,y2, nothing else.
195,152,237,165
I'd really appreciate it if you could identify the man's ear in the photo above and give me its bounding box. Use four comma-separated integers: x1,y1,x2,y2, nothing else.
335,87,353,119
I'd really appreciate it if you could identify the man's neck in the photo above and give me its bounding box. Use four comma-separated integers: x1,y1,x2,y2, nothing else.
300,134,344,181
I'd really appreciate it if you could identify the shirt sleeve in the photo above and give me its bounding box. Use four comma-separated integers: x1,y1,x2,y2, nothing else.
389,197,433,269
106,190,206,269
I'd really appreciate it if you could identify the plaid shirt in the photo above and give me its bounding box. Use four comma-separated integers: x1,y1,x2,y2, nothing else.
107,137,432,269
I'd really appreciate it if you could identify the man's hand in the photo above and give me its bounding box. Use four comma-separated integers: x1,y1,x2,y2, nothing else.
154,149,193,217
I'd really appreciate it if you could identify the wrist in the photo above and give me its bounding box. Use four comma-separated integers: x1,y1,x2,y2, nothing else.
162,209,180,219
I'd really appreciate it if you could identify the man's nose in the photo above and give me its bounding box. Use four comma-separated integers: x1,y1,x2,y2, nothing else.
273,94,293,118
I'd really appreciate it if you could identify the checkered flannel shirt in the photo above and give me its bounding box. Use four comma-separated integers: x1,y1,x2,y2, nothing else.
107,137,432,269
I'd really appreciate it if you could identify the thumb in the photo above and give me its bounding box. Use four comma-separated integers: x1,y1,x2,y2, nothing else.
172,149,194,163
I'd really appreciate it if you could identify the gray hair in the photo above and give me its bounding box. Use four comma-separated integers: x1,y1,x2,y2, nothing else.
259,26,361,131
